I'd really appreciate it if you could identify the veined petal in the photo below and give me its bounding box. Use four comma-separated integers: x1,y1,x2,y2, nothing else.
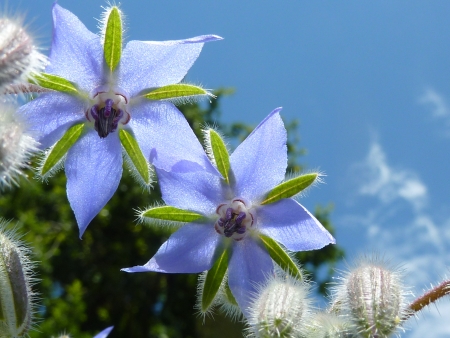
156,168,223,216
230,108,287,203
258,199,335,252
129,100,218,175
119,35,222,97
122,223,220,273
65,130,123,237
17,92,85,149
228,238,274,318
46,4,103,93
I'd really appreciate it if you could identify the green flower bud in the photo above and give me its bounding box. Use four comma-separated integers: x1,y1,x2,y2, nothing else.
305,312,349,338
0,16,46,91
332,257,407,338
0,219,37,337
246,274,311,338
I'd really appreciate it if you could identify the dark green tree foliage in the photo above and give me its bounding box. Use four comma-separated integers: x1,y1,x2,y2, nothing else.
0,91,343,337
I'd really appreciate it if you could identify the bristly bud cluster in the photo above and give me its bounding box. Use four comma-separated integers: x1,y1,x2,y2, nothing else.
305,312,349,338
0,219,38,337
0,100,38,190
331,257,408,338
0,15,46,92
246,273,312,338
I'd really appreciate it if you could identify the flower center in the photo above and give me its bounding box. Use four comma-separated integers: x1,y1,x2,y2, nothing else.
215,198,254,241
86,88,130,138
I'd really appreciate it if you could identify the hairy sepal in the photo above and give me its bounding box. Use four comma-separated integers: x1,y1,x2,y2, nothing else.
216,279,243,322
141,206,203,223
200,247,229,314
259,234,303,280
261,173,319,205
119,129,151,188
0,219,38,337
143,84,213,104
103,6,122,72
206,129,230,184
29,72,78,94
39,123,84,179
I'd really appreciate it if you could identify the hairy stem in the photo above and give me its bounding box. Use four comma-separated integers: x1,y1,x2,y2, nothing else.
404,279,450,320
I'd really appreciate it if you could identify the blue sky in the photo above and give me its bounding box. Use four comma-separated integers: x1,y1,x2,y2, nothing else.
18,1,450,336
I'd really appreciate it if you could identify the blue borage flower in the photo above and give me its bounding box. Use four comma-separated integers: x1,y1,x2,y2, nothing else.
123,109,335,317
17,4,221,236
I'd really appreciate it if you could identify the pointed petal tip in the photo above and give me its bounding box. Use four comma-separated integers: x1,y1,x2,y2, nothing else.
209,34,224,41
185,35,223,43
94,326,114,338
272,107,283,114
121,266,151,273
315,234,336,249
77,223,87,239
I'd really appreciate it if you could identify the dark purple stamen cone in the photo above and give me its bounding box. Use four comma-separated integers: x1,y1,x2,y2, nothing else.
218,208,247,237
92,99,119,138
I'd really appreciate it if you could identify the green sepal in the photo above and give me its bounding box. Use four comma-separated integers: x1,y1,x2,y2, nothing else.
119,129,150,185
224,281,238,306
209,129,230,184
103,6,122,72
30,72,78,94
143,84,210,101
40,123,84,176
141,206,203,223
201,247,229,312
259,234,302,280
260,173,318,205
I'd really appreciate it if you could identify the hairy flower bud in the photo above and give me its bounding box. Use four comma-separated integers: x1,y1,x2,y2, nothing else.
246,274,311,338
0,219,37,337
0,16,46,91
0,100,38,190
306,312,349,338
332,257,407,338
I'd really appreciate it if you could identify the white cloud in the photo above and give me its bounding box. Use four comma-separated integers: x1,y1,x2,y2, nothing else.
356,142,427,211
419,88,450,118
349,141,446,253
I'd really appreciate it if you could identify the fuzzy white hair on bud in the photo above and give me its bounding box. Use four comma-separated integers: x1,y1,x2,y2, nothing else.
0,219,38,337
331,256,408,338
0,100,38,190
245,274,312,338
0,15,47,92
305,312,349,338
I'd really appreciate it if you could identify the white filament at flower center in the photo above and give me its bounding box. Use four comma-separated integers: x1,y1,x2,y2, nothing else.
215,198,255,241
86,87,130,138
